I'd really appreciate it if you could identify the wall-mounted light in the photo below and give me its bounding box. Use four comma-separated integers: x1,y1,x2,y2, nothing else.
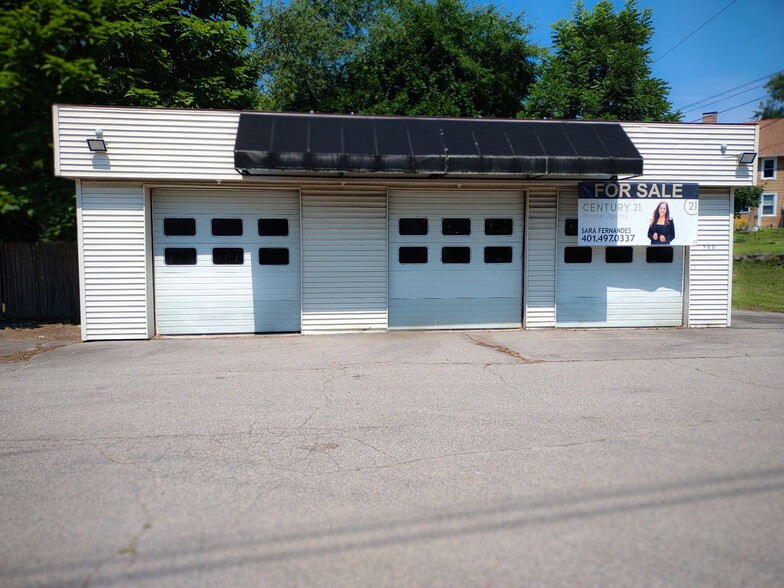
720,144,728,155
737,151,757,165
86,129,107,152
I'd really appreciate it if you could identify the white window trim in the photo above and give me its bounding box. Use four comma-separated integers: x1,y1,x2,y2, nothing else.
760,193,777,217
760,157,777,180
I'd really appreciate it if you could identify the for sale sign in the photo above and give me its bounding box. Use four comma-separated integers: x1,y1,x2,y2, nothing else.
577,182,699,246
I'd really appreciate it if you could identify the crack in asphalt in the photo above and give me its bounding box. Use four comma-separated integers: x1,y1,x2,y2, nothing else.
666,359,783,390
463,334,543,363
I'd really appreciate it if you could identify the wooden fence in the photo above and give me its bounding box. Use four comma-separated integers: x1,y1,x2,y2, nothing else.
0,242,79,320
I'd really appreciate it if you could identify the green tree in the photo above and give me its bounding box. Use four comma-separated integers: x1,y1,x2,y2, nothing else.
255,0,382,113
0,0,259,241
255,0,539,118
754,72,784,120
523,0,677,121
734,186,763,217
347,0,537,117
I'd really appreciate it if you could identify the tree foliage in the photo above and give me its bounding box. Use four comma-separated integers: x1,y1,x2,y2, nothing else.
346,0,537,117
734,186,764,217
255,0,382,113
754,73,784,120
0,0,259,241
523,0,677,121
255,0,539,117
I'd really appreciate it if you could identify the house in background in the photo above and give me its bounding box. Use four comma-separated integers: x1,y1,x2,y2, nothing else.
739,119,784,229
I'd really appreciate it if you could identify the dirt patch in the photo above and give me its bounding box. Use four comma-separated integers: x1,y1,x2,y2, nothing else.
0,321,81,363
0,320,81,342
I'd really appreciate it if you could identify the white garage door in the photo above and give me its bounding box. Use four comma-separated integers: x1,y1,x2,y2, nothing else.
556,191,684,327
389,190,523,329
152,189,300,335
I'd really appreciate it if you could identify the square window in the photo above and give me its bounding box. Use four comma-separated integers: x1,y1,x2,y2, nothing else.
761,158,776,180
163,218,196,236
399,247,428,264
259,248,289,265
605,247,633,263
484,218,513,235
564,247,592,263
442,218,471,235
442,246,470,263
164,248,197,265
564,218,578,236
646,247,674,263
213,248,244,264
211,218,243,236
258,218,288,236
484,246,513,263
760,193,776,216
399,218,428,235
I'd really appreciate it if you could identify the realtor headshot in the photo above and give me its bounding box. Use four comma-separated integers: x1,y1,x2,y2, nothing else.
648,201,676,245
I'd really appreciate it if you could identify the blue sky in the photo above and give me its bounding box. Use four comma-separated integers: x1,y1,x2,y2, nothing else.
499,0,784,122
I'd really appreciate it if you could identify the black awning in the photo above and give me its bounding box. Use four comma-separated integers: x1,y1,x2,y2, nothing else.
233,112,643,177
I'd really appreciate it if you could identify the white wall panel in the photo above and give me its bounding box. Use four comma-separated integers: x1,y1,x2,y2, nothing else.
622,123,757,186
301,191,388,332
556,191,684,327
389,191,523,329
152,189,300,334
688,191,732,327
79,182,150,340
525,187,558,328
54,105,241,180
55,107,757,190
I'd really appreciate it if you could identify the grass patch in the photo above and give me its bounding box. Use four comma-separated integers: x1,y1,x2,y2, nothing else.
733,227,784,255
732,260,784,313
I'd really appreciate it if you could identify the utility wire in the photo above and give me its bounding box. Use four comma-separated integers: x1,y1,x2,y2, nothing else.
680,85,765,115
688,95,766,122
677,70,782,112
653,0,737,64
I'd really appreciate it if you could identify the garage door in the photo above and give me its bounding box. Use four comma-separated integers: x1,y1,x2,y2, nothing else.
152,189,300,334
389,191,523,329
556,191,684,327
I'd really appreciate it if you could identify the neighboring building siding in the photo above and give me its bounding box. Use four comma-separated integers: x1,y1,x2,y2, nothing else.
300,189,388,333
688,191,732,327
621,123,757,186
756,154,782,228
55,105,241,181
79,182,151,340
524,187,558,328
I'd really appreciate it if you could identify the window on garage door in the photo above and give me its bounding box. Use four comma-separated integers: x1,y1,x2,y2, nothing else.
163,218,196,236
212,218,243,236
442,218,470,235
213,248,244,264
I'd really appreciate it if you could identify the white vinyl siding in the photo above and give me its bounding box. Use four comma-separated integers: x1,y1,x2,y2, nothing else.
524,187,558,328
556,191,684,327
388,191,523,329
621,123,757,186
54,105,241,180
152,189,301,335
79,182,151,340
54,107,756,191
301,190,387,333
688,191,732,327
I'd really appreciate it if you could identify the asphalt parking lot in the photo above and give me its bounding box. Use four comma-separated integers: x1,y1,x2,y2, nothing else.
1,312,783,587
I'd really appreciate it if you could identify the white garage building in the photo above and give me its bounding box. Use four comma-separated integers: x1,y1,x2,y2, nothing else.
52,105,757,340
